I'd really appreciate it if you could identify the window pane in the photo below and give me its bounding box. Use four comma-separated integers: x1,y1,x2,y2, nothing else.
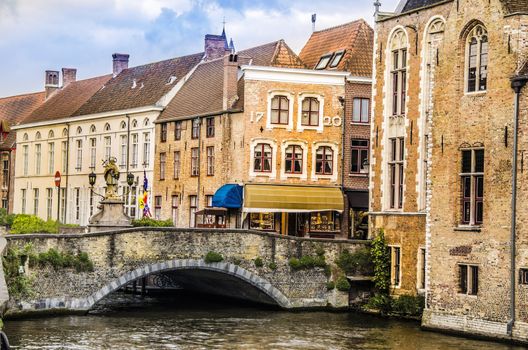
271,96,280,109
460,265,468,293
361,99,369,122
462,150,472,173
353,99,361,122
471,266,479,295
474,150,484,172
351,150,358,172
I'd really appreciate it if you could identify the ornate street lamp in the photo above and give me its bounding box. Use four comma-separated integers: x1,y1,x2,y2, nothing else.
88,171,97,187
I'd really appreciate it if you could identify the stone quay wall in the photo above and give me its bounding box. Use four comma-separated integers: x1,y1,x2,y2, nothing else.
4,228,369,316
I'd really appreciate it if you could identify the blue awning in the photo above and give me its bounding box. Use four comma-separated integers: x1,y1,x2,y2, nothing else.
212,184,243,209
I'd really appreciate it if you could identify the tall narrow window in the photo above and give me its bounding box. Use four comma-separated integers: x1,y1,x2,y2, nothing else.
46,188,53,220
48,142,55,174
131,134,138,168
270,95,289,124
352,98,370,123
154,196,162,220
206,118,215,138
466,25,488,93
285,145,303,174
461,149,484,225
390,30,408,116
191,148,199,176
33,188,39,216
459,264,478,295
171,195,179,226
23,145,28,176
254,143,272,173
301,97,319,126
120,135,127,168
389,137,405,209
206,146,214,176
160,123,167,142
35,144,41,175
61,141,68,173
315,146,333,175
351,139,369,173
159,153,166,180
89,138,96,169
104,136,111,161
191,119,200,139
418,247,426,290
189,195,197,227
60,188,66,223
21,189,26,214
75,188,81,221
173,151,181,179
174,121,182,140
390,246,401,287
143,133,150,167
75,140,82,171
2,158,8,189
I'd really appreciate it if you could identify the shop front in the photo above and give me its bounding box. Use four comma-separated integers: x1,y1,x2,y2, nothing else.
243,184,344,238
345,190,369,239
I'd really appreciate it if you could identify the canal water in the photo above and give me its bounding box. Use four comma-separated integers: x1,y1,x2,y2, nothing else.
4,292,524,350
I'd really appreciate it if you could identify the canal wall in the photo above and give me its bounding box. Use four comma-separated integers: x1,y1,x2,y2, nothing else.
4,228,369,316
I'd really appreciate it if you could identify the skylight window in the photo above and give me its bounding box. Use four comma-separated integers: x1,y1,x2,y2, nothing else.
315,53,333,70
329,50,345,68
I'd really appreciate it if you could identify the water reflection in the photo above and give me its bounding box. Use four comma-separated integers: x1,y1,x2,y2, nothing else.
4,293,524,350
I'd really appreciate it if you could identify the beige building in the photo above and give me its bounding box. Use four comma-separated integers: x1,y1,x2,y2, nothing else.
153,37,352,237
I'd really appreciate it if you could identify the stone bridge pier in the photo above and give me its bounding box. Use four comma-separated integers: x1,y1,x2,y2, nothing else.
4,228,368,315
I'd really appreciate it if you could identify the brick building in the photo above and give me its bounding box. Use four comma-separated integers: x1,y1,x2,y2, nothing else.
0,91,45,212
373,0,528,342
153,33,351,237
300,19,374,239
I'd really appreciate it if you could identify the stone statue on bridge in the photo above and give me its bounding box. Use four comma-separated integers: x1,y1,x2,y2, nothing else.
103,157,120,200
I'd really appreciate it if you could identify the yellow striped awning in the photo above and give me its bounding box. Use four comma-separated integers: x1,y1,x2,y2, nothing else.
243,184,344,213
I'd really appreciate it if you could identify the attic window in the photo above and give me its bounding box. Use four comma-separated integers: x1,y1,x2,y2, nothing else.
167,76,177,85
315,53,333,70
329,50,345,68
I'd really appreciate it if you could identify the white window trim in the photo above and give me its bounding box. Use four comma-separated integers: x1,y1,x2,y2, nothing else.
280,140,308,180
389,245,402,289
266,91,294,131
311,141,339,182
297,93,324,133
249,138,278,179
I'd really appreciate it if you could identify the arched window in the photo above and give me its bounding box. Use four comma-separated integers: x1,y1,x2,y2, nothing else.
104,123,111,131
270,95,289,125
62,128,68,137
90,125,96,133
253,143,272,172
48,130,54,138
285,145,303,174
76,126,82,135
144,118,150,127
35,131,41,140
120,121,127,129
301,97,320,126
466,24,488,92
132,119,138,128
315,146,333,175
389,29,408,116
23,133,28,141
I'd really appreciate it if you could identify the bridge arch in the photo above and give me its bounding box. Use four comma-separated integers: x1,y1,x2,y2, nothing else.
72,259,292,310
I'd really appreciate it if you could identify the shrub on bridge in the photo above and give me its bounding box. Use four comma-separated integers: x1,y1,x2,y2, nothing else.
288,254,327,270
32,248,94,272
10,215,59,234
132,218,173,227
335,276,351,292
254,257,263,268
336,248,373,276
204,251,223,263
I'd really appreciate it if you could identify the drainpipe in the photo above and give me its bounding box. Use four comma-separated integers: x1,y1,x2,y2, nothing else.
65,123,70,224
196,117,202,227
339,95,346,238
126,114,130,213
508,75,527,336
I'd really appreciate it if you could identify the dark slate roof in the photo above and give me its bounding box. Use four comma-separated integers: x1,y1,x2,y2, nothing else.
501,0,528,14
75,52,204,116
157,40,305,122
0,91,45,148
299,19,374,77
401,0,448,12
19,75,112,125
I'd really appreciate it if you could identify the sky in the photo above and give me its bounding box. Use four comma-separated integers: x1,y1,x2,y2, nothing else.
0,0,401,97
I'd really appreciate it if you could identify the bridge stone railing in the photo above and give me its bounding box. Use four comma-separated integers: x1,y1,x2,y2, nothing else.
4,228,369,316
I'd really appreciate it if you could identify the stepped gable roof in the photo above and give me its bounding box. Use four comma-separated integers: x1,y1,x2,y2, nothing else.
500,0,528,14
157,40,304,122
19,75,111,125
75,52,204,116
299,19,373,77
0,91,45,148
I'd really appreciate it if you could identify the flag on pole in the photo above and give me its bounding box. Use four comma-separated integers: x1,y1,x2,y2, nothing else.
140,170,152,217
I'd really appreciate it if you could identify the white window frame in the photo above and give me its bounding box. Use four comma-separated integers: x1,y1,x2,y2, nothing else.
249,138,278,179
389,245,402,288
35,143,41,175
48,142,55,174
266,91,294,131
90,138,96,169
311,141,339,182
280,140,308,180
297,93,324,133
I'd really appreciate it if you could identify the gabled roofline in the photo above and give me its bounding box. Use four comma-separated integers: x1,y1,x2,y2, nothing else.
376,0,453,23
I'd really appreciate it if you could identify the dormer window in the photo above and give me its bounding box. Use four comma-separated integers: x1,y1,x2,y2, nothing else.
329,50,345,68
315,53,333,70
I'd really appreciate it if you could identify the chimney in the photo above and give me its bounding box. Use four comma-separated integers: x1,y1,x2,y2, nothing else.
223,53,238,110
62,68,77,87
44,70,59,99
112,53,129,77
204,34,230,61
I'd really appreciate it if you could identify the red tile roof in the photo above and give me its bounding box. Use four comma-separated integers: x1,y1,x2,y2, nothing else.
158,40,304,122
299,19,374,77
0,91,45,148
19,75,112,125
75,52,204,116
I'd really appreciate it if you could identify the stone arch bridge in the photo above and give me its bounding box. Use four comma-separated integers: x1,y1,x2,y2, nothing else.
3,228,368,316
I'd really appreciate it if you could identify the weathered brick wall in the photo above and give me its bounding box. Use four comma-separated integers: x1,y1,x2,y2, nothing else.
4,228,368,315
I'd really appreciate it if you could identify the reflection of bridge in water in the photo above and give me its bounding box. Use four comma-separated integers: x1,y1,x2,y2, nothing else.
4,228,368,315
